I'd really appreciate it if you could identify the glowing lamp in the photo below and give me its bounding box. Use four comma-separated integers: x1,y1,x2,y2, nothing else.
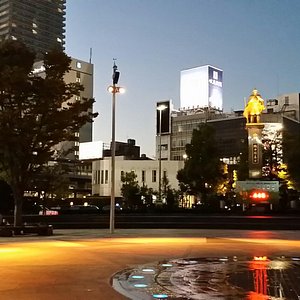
249,190,269,201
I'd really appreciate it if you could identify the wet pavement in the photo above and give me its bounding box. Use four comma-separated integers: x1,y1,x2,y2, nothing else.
1,229,300,299
113,256,300,299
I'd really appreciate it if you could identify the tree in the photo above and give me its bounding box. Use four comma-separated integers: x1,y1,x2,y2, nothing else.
28,161,71,212
177,123,225,203
236,140,249,181
121,171,141,209
0,40,97,226
282,131,300,190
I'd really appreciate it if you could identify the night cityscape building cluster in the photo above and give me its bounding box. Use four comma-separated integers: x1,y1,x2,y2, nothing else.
0,0,300,211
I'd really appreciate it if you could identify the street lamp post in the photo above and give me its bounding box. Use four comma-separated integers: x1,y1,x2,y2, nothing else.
108,61,124,234
157,105,167,203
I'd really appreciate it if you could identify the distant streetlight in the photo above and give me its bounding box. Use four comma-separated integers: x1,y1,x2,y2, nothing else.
108,60,125,234
157,104,167,203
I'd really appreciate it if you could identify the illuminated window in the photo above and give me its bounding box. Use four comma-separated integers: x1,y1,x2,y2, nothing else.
213,70,218,80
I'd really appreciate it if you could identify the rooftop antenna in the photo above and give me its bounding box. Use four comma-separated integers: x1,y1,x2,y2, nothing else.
89,48,92,63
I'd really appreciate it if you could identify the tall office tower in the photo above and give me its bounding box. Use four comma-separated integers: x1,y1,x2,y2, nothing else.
0,0,66,56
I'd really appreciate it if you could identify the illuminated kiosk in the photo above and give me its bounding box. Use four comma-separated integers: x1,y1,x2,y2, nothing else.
237,89,279,211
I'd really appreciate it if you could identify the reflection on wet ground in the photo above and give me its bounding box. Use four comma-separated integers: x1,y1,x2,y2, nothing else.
113,256,300,299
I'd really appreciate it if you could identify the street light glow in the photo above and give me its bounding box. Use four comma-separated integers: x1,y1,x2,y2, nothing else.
157,104,167,111
108,86,125,94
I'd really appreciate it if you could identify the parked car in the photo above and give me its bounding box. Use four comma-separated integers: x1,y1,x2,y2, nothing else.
59,205,101,215
102,203,123,213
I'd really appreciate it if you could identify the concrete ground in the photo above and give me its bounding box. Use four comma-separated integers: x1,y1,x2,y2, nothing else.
1,229,300,300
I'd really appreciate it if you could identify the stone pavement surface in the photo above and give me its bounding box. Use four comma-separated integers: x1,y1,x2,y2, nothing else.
1,229,300,300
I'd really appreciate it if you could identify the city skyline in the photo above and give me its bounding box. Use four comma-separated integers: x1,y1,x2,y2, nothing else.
66,0,300,157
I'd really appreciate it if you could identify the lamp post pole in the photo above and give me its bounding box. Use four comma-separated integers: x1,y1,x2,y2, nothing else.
158,108,162,203
109,61,121,234
157,105,167,203
110,86,116,234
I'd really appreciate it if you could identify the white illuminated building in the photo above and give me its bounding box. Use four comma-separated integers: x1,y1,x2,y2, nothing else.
92,157,184,198
180,65,223,110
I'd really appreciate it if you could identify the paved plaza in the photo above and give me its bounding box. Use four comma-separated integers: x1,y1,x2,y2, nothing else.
1,229,300,299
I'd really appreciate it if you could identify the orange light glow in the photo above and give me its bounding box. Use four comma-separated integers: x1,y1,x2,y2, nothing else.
253,256,268,261
250,190,269,201
248,256,270,298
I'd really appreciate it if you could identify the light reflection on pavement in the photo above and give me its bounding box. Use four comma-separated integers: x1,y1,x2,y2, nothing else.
113,256,300,299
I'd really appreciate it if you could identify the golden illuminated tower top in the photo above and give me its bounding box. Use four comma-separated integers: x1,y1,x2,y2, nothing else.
243,89,265,124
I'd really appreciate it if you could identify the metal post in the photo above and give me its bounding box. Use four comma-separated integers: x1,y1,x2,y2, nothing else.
110,85,116,234
108,61,123,234
158,109,162,203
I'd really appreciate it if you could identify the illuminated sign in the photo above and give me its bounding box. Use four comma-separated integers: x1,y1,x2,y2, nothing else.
249,190,269,201
252,143,258,164
156,100,171,134
180,65,223,110
79,141,103,160
208,66,223,110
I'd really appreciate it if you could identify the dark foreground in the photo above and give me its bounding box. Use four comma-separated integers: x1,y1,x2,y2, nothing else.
6,213,300,230
1,229,300,300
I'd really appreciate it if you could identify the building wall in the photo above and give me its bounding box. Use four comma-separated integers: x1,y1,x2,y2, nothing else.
0,0,66,56
267,93,300,121
180,65,223,110
161,107,246,162
32,57,94,196
92,157,184,197
64,58,94,160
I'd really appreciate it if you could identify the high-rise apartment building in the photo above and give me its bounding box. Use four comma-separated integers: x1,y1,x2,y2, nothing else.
0,0,66,55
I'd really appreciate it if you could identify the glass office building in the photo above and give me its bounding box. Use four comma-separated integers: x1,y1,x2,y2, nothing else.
0,0,66,55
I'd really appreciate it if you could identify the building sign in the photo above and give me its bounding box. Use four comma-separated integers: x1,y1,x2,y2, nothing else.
79,141,103,160
208,66,223,110
252,143,258,164
156,100,171,134
180,65,223,110
236,180,279,193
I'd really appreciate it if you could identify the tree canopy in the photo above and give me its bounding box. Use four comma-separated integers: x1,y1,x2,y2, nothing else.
121,171,141,209
0,40,97,225
282,130,300,190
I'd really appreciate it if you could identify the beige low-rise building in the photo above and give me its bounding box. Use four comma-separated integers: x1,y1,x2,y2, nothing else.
92,156,184,198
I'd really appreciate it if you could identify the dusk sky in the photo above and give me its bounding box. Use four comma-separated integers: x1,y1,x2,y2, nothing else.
66,0,300,157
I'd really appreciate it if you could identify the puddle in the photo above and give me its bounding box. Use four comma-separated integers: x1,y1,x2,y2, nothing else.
112,256,300,299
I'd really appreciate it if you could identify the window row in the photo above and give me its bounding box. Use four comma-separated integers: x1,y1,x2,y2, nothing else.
93,169,168,184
